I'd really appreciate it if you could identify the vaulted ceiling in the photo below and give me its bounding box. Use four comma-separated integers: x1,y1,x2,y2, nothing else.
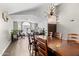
0,3,43,14
0,3,60,15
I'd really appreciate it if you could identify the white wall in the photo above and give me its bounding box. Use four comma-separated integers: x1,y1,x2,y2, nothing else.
57,3,79,40
0,10,11,55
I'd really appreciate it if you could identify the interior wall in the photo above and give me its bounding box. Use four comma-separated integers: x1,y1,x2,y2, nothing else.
57,3,79,40
0,10,11,55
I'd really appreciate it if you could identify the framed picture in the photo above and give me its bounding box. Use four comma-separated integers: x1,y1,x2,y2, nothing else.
2,12,9,22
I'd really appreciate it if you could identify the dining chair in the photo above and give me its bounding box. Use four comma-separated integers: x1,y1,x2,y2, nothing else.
48,32,53,37
27,32,38,56
54,32,62,39
27,33,32,55
31,35,38,56
37,38,48,56
67,33,79,44
68,33,79,40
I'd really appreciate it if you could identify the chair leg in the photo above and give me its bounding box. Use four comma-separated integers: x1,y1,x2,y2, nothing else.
28,44,32,56
29,45,35,56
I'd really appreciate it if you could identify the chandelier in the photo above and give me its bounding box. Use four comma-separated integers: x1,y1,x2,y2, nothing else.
48,3,56,24
48,3,56,16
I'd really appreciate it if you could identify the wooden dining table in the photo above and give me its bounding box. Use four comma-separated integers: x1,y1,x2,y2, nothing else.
47,37,79,56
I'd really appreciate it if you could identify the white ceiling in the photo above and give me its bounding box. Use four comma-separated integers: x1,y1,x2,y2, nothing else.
0,3,60,15
0,3,43,14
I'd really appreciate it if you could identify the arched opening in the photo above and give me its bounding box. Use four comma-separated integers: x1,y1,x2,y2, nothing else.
22,22,31,35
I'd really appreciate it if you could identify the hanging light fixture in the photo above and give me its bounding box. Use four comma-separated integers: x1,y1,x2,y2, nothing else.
48,3,56,24
48,3,56,16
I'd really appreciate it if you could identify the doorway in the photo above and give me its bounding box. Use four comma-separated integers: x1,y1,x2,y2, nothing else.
21,22,31,36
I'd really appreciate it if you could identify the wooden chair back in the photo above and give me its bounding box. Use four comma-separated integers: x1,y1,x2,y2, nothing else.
30,33,38,56
67,33,79,44
37,38,48,56
27,33,37,56
55,32,62,39
68,33,79,40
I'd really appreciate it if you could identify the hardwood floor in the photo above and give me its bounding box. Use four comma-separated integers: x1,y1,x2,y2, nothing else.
3,37,30,56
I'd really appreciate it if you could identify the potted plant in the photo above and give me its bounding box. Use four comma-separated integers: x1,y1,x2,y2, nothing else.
11,30,18,42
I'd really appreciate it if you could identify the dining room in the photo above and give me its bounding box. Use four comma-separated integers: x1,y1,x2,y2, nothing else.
0,1,79,59
47,3,79,56
24,3,79,56
1,3,79,56
32,3,79,56
10,3,79,56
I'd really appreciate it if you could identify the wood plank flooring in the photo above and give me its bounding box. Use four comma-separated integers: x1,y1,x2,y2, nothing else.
3,37,30,56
